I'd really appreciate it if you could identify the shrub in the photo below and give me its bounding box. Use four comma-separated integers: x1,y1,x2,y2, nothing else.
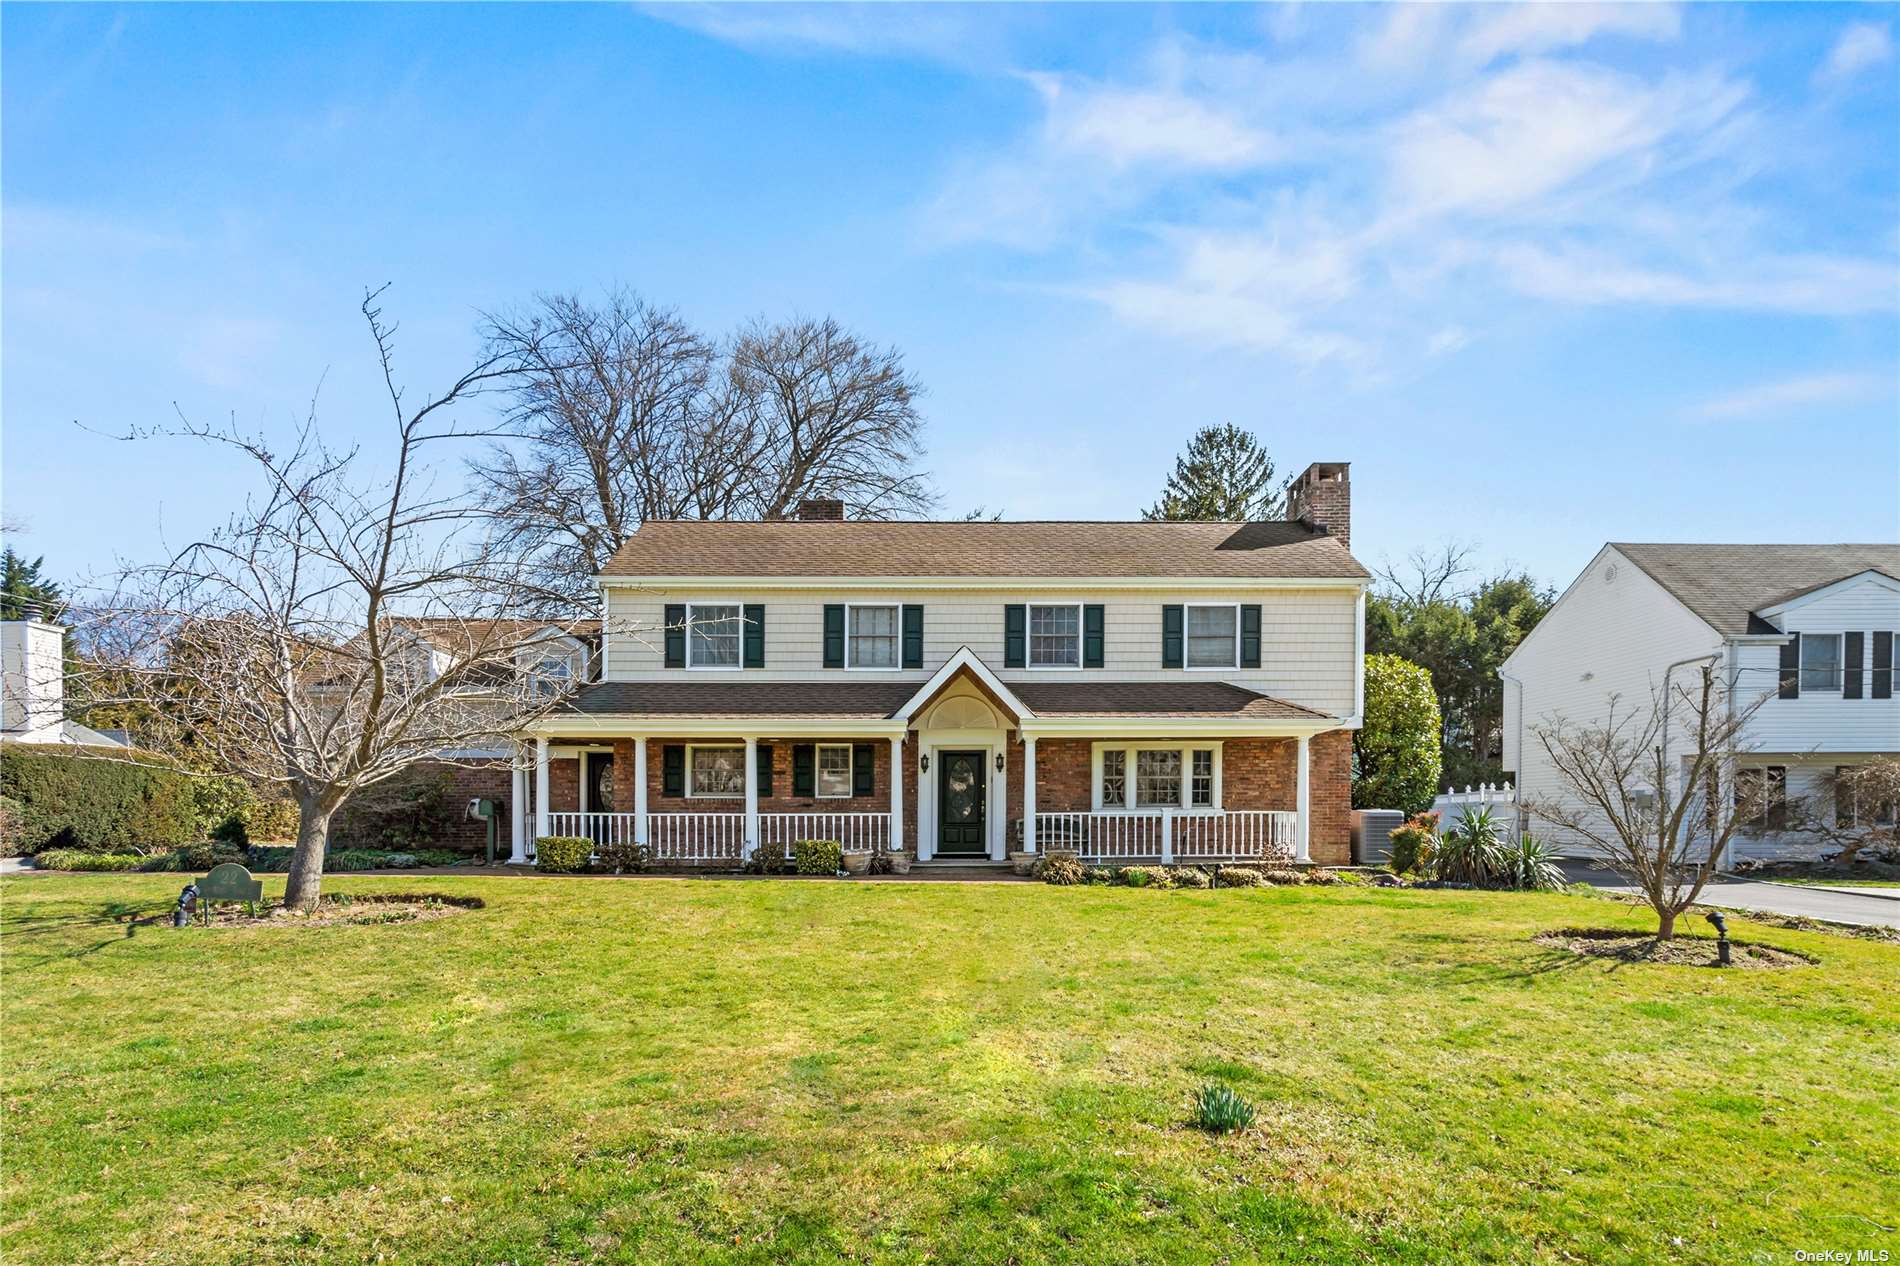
410,848,465,868
1192,1083,1258,1135
329,848,390,872
1499,834,1566,892
793,839,842,875
1120,866,1156,888
1216,866,1264,887
534,836,593,874
1167,866,1210,889
0,795,26,857
749,841,793,875
332,765,458,852
1353,655,1442,816
1430,808,1508,886
247,845,296,872
599,838,648,874
1036,855,1087,886
1261,868,1304,885
1386,811,1439,874
0,744,199,854
35,848,143,872
1083,866,1115,885
1303,867,1340,885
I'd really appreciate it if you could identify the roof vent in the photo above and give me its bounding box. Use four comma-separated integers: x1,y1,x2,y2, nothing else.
797,498,845,522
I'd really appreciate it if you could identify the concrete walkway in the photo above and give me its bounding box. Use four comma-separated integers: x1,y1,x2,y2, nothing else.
1558,861,1900,930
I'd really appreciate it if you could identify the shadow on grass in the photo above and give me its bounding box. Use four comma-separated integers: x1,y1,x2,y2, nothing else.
1,899,176,967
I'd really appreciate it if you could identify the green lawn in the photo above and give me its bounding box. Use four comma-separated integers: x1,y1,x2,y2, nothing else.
4,874,1897,1266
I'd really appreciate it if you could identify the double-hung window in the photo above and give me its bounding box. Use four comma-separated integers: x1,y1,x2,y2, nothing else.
1185,604,1239,669
687,745,745,798
816,744,854,798
530,654,573,698
847,605,899,670
1800,634,1842,692
1029,603,1081,668
1095,744,1221,810
1735,765,1787,831
686,604,742,670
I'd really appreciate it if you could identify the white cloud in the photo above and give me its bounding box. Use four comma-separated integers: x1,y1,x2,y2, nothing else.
1457,4,1681,66
640,3,1007,67
1031,73,1274,170
1816,22,1893,86
1497,243,1898,317
1691,371,1890,421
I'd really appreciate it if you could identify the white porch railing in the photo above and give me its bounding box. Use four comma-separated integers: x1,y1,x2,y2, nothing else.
758,812,891,854
1033,810,1298,864
646,813,747,862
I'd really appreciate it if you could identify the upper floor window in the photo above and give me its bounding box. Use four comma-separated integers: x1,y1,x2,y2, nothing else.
1185,603,1239,669
1029,603,1081,668
530,654,573,697
1800,634,1842,692
847,605,899,670
687,604,742,669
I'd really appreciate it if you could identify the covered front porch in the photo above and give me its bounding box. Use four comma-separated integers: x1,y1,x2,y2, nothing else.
516,649,1348,868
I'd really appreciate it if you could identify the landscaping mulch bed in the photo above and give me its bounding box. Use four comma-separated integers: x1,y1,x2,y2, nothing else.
1534,927,1815,969
194,893,483,929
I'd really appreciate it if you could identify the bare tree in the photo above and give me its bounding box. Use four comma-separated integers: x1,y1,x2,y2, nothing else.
81,289,574,909
470,293,936,603
1375,541,1477,606
1528,665,1774,938
1793,759,1900,866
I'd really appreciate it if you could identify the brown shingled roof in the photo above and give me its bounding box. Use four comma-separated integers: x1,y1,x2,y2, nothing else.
1612,544,1900,636
598,520,1366,580
559,679,1330,721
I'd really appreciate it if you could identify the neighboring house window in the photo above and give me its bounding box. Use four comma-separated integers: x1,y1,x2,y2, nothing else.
687,745,745,798
1095,744,1223,810
530,654,572,697
1028,603,1082,668
1191,749,1215,807
847,605,899,670
1735,765,1787,831
1836,766,1898,828
1099,749,1127,807
1799,634,1842,692
687,604,742,669
816,744,853,798
1185,604,1239,669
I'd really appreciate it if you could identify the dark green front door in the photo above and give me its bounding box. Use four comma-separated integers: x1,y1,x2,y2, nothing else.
936,750,988,857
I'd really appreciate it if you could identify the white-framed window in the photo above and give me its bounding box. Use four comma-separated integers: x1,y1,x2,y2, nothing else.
816,744,854,798
1185,603,1240,670
1735,765,1787,831
1092,743,1222,811
1029,603,1082,669
529,654,573,698
687,744,745,798
846,604,900,670
686,603,742,670
1799,634,1842,692
1835,765,1898,828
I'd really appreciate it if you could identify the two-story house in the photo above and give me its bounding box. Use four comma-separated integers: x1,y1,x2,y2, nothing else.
1501,543,1900,863
507,462,1367,868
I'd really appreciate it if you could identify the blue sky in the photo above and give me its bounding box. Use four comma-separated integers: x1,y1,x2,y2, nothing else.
4,2,1896,595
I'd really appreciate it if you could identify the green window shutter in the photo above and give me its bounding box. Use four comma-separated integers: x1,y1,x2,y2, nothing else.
756,743,774,797
1161,605,1184,669
1082,604,1105,668
661,745,685,798
1240,604,1262,669
1873,631,1894,700
1778,632,1800,699
1844,632,1864,699
1003,604,1026,668
902,604,925,669
793,744,815,797
852,743,876,797
823,605,846,669
743,604,766,669
664,604,686,668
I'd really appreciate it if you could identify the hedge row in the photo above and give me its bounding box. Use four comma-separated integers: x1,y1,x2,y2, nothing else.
0,745,200,856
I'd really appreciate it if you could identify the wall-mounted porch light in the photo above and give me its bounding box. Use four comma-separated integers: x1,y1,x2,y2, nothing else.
994,753,1005,773
919,753,930,774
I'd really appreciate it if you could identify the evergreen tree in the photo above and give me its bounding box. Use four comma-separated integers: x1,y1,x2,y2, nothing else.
1,549,62,621
1142,424,1282,521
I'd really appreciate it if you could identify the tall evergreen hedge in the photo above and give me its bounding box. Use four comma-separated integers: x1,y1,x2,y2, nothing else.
1352,654,1444,817
0,744,200,855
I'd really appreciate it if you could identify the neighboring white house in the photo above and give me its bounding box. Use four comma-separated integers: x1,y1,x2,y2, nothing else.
1501,543,1900,863
0,616,131,749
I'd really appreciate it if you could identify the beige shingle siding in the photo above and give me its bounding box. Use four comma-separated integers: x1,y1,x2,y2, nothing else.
603,585,1359,718
599,519,1367,580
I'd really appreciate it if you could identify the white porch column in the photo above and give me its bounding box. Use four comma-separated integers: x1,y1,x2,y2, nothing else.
534,736,551,843
633,737,649,846
743,735,759,858
1022,735,1038,854
509,749,529,864
1295,733,1312,864
889,735,905,853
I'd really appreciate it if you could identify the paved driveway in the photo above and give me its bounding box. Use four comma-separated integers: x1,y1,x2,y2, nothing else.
1558,861,1900,930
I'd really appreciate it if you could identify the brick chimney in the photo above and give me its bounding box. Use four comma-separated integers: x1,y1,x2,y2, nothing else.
1286,462,1350,550
796,497,845,522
